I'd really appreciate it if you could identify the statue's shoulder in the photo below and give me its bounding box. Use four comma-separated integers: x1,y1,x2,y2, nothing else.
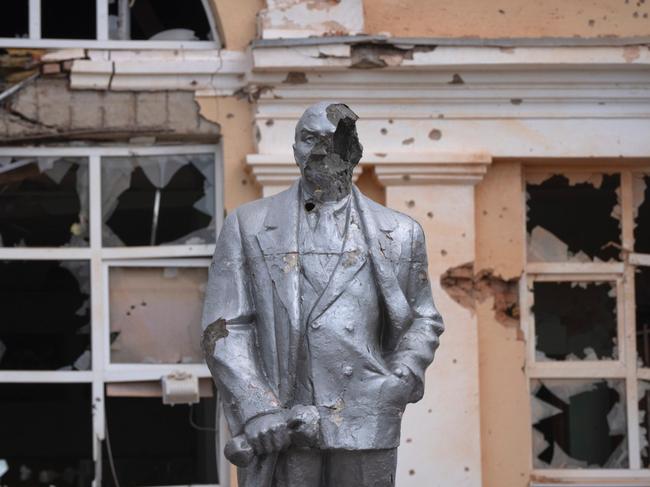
228,188,290,233
356,190,421,235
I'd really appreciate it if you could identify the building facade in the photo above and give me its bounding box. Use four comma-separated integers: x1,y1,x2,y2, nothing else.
1,1,649,486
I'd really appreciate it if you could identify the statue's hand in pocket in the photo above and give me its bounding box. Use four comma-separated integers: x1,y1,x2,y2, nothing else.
380,366,416,410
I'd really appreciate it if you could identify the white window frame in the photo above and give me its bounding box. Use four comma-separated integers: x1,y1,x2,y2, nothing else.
0,0,220,49
0,144,228,487
523,167,650,485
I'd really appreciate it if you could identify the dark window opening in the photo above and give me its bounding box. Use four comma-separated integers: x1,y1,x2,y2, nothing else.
0,383,94,486
635,174,650,254
0,0,28,38
108,0,212,41
102,154,215,247
533,281,617,361
0,260,91,370
532,379,627,468
102,392,218,487
636,267,650,368
527,174,621,262
41,0,96,39
0,157,89,248
639,381,650,467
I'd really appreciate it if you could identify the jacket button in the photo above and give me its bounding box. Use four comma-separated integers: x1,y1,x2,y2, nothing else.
311,320,321,329
343,366,353,377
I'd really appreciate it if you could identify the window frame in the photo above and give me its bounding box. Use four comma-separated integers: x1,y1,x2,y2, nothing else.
524,166,650,483
0,144,228,487
0,0,221,50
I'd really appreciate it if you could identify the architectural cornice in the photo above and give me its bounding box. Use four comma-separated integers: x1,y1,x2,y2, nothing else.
247,153,492,187
69,49,249,93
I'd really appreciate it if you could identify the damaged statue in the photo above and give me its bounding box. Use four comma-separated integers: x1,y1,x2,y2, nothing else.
202,102,444,487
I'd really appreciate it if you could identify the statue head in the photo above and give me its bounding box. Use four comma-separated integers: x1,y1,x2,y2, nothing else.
293,102,363,202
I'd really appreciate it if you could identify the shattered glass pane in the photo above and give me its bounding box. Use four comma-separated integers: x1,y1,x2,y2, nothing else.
109,266,207,364
101,154,215,246
531,379,628,469
0,157,89,247
639,381,650,467
108,0,213,41
0,384,93,486
636,267,650,368
0,260,91,370
527,174,621,262
103,391,218,486
634,173,650,254
533,281,618,361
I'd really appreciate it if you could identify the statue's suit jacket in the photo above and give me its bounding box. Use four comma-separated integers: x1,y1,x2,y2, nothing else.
202,180,443,487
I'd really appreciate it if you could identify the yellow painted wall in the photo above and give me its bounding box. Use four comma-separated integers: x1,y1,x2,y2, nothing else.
364,0,650,39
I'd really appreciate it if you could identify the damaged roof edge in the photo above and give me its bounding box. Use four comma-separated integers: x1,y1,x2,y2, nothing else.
252,35,650,49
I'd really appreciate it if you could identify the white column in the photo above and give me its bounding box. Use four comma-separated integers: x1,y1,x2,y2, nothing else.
374,154,491,487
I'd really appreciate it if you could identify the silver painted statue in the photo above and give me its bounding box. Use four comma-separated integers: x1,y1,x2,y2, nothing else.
202,102,444,487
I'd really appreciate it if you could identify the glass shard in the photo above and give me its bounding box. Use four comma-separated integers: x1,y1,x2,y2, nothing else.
102,154,215,247
636,267,650,368
533,281,617,361
0,260,91,370
109,266,207,364
634,174,650,254
531,379,628,469
526,174,621,262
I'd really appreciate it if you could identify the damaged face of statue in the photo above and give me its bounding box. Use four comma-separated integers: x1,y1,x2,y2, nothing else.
293,102,363,202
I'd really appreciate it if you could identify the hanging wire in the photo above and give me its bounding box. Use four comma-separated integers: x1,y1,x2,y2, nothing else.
188,402,218,432
104,406,121,487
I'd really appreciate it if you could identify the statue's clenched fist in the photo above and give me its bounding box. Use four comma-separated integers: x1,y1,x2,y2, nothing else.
244,411,291,455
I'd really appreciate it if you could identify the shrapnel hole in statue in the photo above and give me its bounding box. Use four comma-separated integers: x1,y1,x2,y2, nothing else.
202,102,444,487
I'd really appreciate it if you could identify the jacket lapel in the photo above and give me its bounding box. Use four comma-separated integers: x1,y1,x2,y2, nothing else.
307,206,367,324
353,186,413,345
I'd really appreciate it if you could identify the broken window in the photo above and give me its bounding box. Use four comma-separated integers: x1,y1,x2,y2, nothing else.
531,379,628,469
533,281,618,361
636,267,650,368
108,0,213,41
102,154,215,247
109,266,207,364
634,174,650,254
103,388,218,486
527,174,621,262
0,260,91,370
41,0,96,39
0,0,28,38
639,381,650,467
0,157,89,247
0,383,93,486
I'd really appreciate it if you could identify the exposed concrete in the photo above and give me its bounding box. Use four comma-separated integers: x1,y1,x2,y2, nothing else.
1,77,219,144
363,0,650,39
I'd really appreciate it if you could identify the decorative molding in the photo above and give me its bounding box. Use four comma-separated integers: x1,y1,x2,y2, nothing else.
246,154,362,189
70,49,249,93
246,153,491,187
